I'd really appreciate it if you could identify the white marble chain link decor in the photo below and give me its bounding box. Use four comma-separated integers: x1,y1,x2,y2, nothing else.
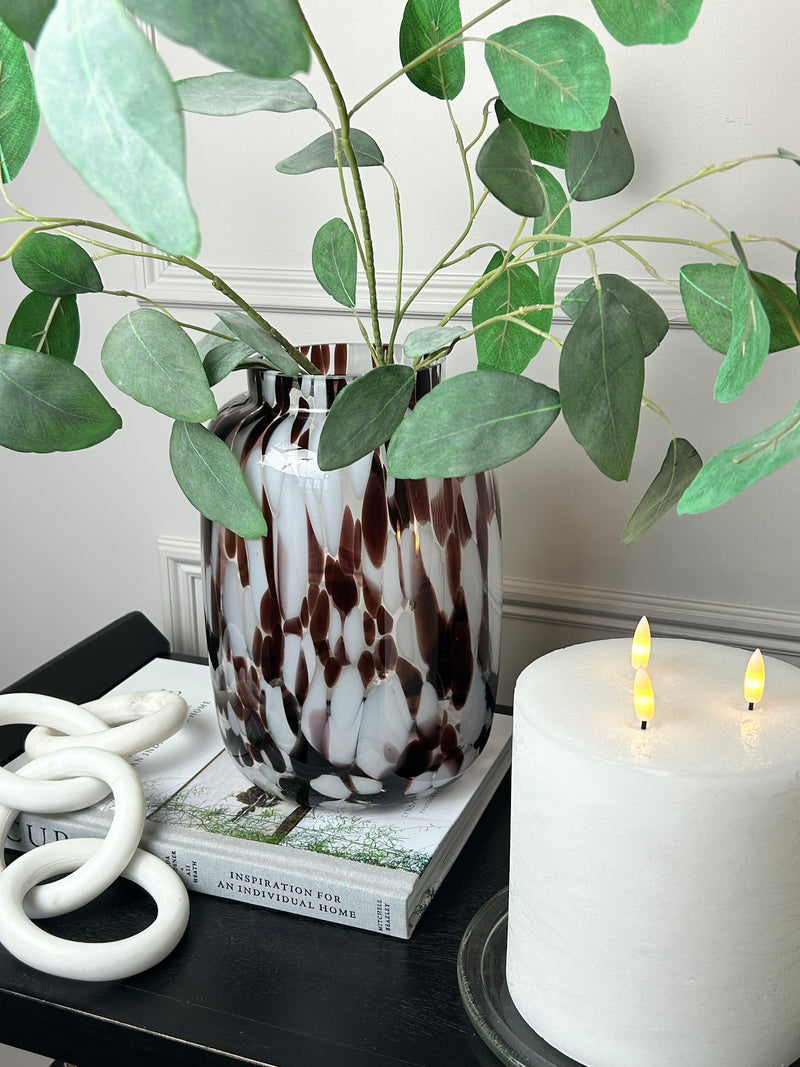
0,690,191,981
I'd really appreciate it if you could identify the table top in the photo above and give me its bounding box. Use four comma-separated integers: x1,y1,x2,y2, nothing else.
0,613,510,1067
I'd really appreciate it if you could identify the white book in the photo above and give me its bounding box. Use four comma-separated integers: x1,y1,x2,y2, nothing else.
5,658,512,938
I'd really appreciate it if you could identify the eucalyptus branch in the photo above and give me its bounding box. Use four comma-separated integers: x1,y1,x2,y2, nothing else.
465,98,496,154
349,0,515,116
642,396,677,442
104,290,238,343
35,296,64,355
316,108,370,277
385,165,406,355
463,306,562,348
734,411,800,463
293,0,384,357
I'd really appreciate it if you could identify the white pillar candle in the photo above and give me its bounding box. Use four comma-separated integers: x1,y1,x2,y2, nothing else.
508,638,800,1067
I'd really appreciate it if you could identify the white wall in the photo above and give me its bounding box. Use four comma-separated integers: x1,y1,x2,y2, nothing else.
1,0,798,701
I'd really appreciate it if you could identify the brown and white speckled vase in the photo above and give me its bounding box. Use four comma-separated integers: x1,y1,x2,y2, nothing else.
201,343,502,806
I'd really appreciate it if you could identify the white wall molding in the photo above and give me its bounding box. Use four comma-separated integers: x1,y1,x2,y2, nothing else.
157,537,204,656
158,536,800,667
139,258,690,326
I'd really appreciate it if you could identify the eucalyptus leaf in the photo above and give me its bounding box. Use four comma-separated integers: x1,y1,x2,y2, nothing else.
0,17,39,181
203,339,254,387
317,365,415,470
713,262,770,402
0,0,54,44
402,325,463,361
680,263,800,354
678,403,800,515
6,292,79,363
476,120,547,217
276,128,384,174
123,0,309,79
622,438,703,543
590,0,703,45
485,16,610,132
532,166,572,301
36,0,199,257
0,344,121,451
565,97,634,201
386,371,560,477
175,73,316,116
399,0,465,100
12,232,102,296
169,421,268,539
312,218,357,308
101,309,217,421
495,101,568,168
563,274,668,355
472,251,552,373
559,281,647,480
216,309,299,374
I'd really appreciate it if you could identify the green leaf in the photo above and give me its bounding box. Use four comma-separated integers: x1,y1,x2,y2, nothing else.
565,96,634,201
713,262,770,402
559,280,648,481
203,339,253,387
495,101,568,168
387,371,560,477
402,325,463,361
123,0,309,78
317,365,416,470
101,309,217,421
276,128,384,174
312,218,357,308
472,251,552,373
590,0,703,45
0,17,39,181
36,0,199,256
485,16,610,132
563,274,668,355
621,438,703,544
680,263,800,354
399,0,465,100
0,344,121,451
678,403,800,515
476,120,546,217
12,232,102,296
169,420,268,539
0,1,55,44
175,73,316,116
532,166,571,300
6,291,79,363
215,309,299,375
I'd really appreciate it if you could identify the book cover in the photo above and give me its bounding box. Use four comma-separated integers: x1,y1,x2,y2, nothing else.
5,657,511,937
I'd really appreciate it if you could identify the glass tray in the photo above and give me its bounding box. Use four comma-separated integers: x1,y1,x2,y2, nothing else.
457,887,583,1067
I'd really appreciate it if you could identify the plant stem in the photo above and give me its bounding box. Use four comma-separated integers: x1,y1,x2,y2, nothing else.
293,1,384,358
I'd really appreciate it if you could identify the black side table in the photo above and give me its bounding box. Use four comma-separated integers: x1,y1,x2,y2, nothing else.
1,612,509,1067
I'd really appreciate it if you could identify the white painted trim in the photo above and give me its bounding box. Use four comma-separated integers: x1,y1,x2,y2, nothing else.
138,259,690,325
158,535,800,664
157,537,204,656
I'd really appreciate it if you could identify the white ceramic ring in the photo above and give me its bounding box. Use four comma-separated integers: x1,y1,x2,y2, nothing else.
0,838,190,981
0,695,110,812
0,746,145,918
25,690,189,759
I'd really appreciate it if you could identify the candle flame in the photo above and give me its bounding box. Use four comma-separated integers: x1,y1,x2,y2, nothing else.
744,649,765,707
633,667,654,727
631,615,651,669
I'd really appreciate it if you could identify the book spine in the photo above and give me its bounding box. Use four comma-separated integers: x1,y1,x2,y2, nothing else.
5,814,416,939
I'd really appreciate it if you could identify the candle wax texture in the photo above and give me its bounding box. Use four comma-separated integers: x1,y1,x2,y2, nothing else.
507,638,800,1067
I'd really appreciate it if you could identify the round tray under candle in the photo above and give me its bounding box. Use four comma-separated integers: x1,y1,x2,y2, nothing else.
457,888,583,1067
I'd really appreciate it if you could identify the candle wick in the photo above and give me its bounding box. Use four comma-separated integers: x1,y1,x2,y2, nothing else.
640,721,647,731
748,701,755,711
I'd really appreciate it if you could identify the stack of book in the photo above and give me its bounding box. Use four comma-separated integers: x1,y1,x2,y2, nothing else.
4,658,511,938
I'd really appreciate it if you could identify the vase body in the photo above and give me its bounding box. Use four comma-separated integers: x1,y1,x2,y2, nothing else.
201,343,502,805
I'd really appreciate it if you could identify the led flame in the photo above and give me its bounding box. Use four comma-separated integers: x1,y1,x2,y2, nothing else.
744,649,765,708
631,615,651,670
633,667,655,728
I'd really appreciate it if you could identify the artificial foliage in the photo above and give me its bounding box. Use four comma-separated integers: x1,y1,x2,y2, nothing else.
0,0,796,541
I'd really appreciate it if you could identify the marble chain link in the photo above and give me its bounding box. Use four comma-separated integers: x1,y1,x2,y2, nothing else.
0,689,190,981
